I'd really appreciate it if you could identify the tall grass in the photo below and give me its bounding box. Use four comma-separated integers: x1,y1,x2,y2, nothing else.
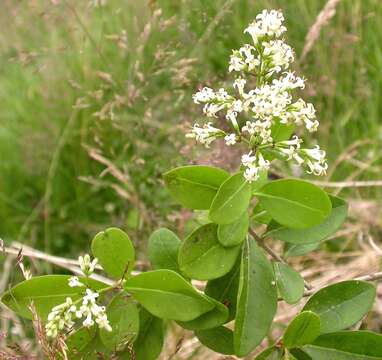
0,0,381,258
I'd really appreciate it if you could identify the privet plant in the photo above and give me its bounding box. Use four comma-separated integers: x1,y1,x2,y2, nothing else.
2,9,382,360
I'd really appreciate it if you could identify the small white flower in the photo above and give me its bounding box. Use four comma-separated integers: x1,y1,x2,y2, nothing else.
224,134,237,146
273,72,305,90
229,45,260,72
95,313,112,332
225,110,239,130
186,123,223,148
68,276,84,288
241,151,256,167
233,77,246,96
82,289,99,305
302,145,326,163
242,152,270,182
287,99,319,132
263,40,294,74
305,159,328,176
244,165,260,182
83,313,94,328
192,87,215,104
79,254,98,276
244,10,287,45
45,297,77,338
257,153,270,170
229,52,246,72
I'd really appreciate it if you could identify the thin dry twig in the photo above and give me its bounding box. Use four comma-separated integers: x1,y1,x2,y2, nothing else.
303,271,382,297
311,180,382,188
249,228,313,290
3,242,114,286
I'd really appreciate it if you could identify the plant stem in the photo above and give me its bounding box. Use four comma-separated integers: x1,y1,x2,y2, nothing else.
249,227,313,290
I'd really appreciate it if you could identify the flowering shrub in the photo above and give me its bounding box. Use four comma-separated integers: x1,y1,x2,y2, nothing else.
2,9,382,359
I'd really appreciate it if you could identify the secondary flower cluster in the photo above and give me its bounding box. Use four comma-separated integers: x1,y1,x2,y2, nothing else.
45,254,112,338
189,9,328,181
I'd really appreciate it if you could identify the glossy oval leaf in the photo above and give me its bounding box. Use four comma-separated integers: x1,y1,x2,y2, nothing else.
163,165,229,210
252,169,268,193
283,311,321,348
1,275,107,321
148,228,181,272
91,227,135,279
196,326,234,355
253,202,272,225
124,269,214,321
205,260,240,321
178,223,241,280
284,242,320,258
177,297,228,330
269,196,348,244
217,213,249,247
255,179,331,229
234,239,278,357
209,173,252,225
303,331,382,360
67,327,97,357
69,331,111,360
134,308,164,360
303,280,376,333
255,345,284,360
100,293,139,350
272,120,295,143
273,262,304,304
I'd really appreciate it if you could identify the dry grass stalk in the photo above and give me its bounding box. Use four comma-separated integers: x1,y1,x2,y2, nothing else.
301,0,342,61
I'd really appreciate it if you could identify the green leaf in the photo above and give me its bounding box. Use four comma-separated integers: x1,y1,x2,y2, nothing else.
271,120,295,143
67,327,97,357
284,242,320,258
253,202,272,225
68,331,111,360
178,223,241,280
196,326,234,355
289,349,312,360
263,121,295,162
177,297,228,330
303,280,376,333
255,179,331,229
303,331,382,360
273,262,304,304
268,196,348,244
133,308,164,360
209,172,252,225
1,275,107,321
100,293,139,350
252,169,268,193
205,260,240,321
148,228,181,272
163,165,229,210
255,345,284,360
91,227,135,279
124,269,214,321
217,213,249,247
234,239,277,357
283,311,321,348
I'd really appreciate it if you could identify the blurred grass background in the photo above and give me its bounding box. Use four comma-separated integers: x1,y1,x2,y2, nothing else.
0,0,381,260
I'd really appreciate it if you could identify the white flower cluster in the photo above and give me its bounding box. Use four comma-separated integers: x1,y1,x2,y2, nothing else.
45,255,112,338
190,9,328,181
45,297,77,338
245,9,287,44
79,254,98,276
75,288,112,332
